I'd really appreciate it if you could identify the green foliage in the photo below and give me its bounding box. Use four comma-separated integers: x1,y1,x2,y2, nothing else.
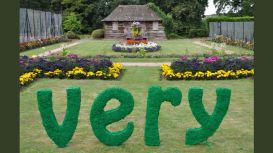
214,0,254,16
185,87,231,145
63,13,81,33
166,33,183,39
91,29,105,39
206,16,254,22
36,87,81,147
147,2,176,37
90,87,134,146
65,31,80,39
188,29,208,38
145,86,182,146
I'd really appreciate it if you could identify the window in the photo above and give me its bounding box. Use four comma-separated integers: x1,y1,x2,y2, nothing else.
112,22,118,30
153,22,158,30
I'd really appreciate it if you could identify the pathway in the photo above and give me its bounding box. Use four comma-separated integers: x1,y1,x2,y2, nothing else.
37,39,89,57
193,39,234,54
121,62,171,67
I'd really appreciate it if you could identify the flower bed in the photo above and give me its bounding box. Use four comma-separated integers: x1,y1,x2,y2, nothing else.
161,56,254,80
19,36,69,52
19,56,124,87
211,35,254,50
112,42,161,52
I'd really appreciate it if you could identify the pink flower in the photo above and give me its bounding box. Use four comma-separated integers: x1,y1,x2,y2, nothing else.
204,56,219,63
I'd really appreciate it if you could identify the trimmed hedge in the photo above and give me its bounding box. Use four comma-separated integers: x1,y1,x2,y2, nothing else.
91,29,105,39
185,87,231,145
37,87,81,147
188,29,208,38
65,31,80,39
206,16,254,23
145,86,182,146
90,87,134,146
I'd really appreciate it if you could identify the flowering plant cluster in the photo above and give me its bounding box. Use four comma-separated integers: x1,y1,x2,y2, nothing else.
131,21,141,38
19,36,69,51
19,55,124,87
112,42,161,52
212,35,254,50
161,56,254,80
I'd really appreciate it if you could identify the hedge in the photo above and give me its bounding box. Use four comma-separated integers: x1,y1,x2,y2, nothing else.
91,29,105,39
185,87,231,144
206,16,254,23
188,29,208,38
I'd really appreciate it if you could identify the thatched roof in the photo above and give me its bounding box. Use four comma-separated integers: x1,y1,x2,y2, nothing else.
102,5,161,22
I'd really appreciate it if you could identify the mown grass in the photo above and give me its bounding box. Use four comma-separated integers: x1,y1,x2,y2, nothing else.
20,67,253,153
66,39,253,57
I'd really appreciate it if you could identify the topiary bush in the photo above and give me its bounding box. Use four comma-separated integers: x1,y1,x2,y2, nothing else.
90,87,134,146
144,86,182,146
36,87,81,147
65,31,80,39
188,29,208,38
91,29,105,39
185,87,231,145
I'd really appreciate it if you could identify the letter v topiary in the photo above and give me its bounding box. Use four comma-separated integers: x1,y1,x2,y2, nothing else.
185,87,231,145
36,87,81,148
90,87,134,146
144,86,182,146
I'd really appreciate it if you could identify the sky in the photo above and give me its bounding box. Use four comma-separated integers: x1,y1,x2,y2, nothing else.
204,0,217,15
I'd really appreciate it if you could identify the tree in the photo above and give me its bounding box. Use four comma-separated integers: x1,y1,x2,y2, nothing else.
213,0,254,16
63,12,82,33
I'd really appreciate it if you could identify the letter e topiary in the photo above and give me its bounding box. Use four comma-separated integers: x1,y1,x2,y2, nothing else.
90,87,134,146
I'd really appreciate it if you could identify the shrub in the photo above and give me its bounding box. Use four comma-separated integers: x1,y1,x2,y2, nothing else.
147,3,176,37
63,12,82,33
188,29,208,38
91,29,105,39
66,31,80,39
167,33,183,39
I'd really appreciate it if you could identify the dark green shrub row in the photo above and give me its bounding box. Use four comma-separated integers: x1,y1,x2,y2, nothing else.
206,16,254,23
65,31,80,39
166,33,183,39
188,29,208,38
91,29,105,39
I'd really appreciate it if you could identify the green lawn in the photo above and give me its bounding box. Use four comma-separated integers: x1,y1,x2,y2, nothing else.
20,67,253,153
67,39,253,57
20,42,70,57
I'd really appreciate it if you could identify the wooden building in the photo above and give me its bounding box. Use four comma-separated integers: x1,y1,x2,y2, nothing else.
102,5,166,40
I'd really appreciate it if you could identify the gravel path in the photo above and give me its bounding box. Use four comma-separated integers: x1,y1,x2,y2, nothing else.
121,62,171,67
37,39,89,57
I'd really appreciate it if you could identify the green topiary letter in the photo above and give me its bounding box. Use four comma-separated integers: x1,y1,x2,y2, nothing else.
144,86,182,146
37,87,81,148
185,87,231,145
90,87,134,146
